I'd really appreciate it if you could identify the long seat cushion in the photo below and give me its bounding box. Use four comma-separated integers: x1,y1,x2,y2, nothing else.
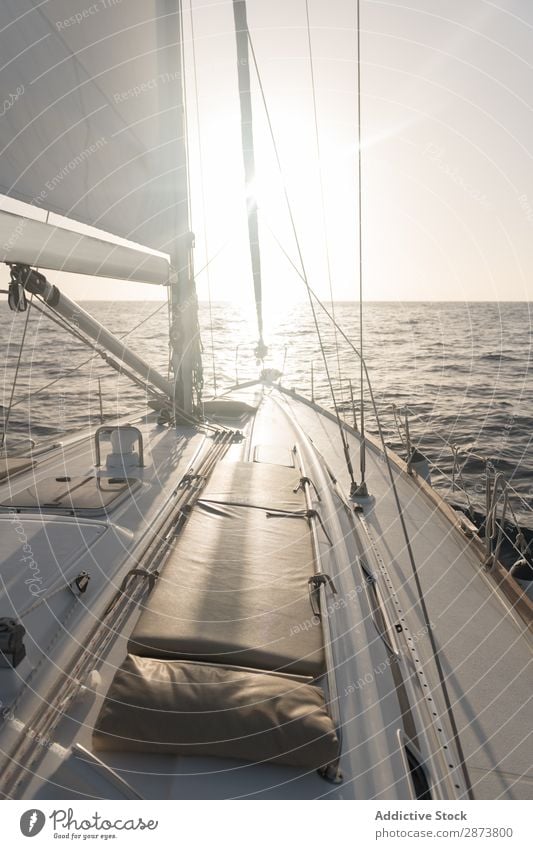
200,460,305,512
202,399,256,417
128,501,324,676
93,655,339,770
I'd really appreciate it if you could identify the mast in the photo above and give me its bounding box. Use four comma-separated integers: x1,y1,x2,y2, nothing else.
157,0,201,416
232,0,267,361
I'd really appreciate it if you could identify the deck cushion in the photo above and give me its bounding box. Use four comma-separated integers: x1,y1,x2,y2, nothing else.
93,655,338,770
200,460,304,512
128,501,324,676
202,399,256,417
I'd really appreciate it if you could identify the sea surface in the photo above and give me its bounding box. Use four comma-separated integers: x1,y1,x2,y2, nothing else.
1,300,532,530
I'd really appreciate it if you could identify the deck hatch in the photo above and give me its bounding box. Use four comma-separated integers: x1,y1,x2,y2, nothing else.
1,475,141,514
253,444,295,467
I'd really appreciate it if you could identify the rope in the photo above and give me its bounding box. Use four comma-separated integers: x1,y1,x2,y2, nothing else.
304,0,344,404
247,30,356,487
1,293,34,448
189,1,217,394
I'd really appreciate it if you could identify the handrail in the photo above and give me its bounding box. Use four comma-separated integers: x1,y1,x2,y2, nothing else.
94,425,144,469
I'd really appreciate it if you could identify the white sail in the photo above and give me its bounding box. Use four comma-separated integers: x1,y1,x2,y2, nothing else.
0,0,188,254
0,209,170,283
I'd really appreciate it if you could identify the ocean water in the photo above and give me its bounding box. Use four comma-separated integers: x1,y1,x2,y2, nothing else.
1,300,532,530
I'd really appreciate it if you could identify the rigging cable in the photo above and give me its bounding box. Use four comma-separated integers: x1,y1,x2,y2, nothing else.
1,293,34,449
5,247,228,414
166,282,172,381
304,0,344,405
27,294,228,434
269,223,474,798
189,0,218,395
29,298,167,401
8,300,168,412
246,30,356,489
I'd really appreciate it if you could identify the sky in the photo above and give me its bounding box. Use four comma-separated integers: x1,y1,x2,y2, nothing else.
1,0,533,305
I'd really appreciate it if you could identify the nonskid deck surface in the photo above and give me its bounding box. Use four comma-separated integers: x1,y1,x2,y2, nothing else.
278,387,533,800
0,387,530,800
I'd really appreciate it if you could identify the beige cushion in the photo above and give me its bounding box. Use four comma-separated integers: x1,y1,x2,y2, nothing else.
202,399,256,417
93,655,338,770
201,460,304,512
128,502,324,676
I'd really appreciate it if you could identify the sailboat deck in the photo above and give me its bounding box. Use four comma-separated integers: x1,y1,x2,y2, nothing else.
1,0,529,808
0,386,531,799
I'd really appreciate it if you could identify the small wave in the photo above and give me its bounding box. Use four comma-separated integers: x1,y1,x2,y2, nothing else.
480,353,519,362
